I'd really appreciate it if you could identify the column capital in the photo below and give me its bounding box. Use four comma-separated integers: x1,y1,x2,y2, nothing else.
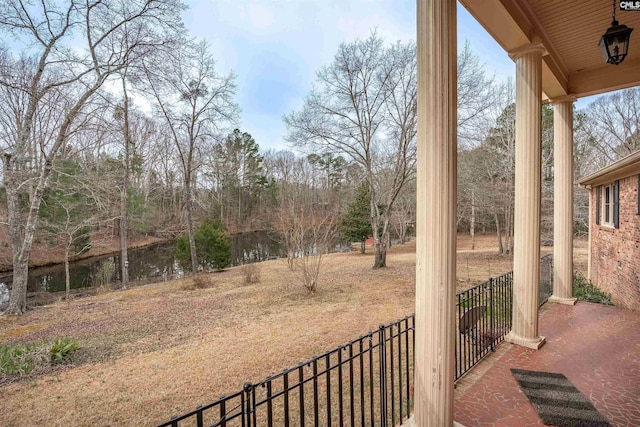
550,94,577,104
508,39,546,60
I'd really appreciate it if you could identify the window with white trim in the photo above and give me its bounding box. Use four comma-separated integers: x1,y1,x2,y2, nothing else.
599,180,620,228
603,184,613,226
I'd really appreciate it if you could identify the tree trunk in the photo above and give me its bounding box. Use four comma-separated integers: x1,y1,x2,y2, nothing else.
185,182,199,273
360,241,365,254
220,190,225,223
372,217,388,269
373,242,387,268
64,246,70,301
400,219,407,244
494,211,504,255
370,197,387,269
3,156,25,314
238,182,242,228
120,79,130,289
506,204,514,254
3,49,106,315
5,160,51,314
3,155,44,314
7,261,29,314
470,191,476,250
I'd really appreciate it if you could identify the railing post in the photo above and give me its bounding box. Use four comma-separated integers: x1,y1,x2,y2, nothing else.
489,278,495,352
196,405,203,427
509,272,514,328
266,379,273,427
243,382,253,427
220,399,227,427
379,325,388,427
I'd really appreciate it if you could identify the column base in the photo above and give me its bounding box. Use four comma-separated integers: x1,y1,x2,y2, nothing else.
401,415,466,427
505,331,546,350
548,295,577,305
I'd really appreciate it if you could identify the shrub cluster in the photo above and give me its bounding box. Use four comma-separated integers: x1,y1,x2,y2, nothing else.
176,220,232,271
0,338,81,376
573,273,613,305
240,263,261,285
182,273,211,291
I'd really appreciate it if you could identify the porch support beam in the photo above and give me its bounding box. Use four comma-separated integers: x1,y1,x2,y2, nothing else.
505,45,546,350
414,0,457,425
549,97,577,305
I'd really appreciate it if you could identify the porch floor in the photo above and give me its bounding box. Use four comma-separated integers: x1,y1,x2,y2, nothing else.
453,302,640,426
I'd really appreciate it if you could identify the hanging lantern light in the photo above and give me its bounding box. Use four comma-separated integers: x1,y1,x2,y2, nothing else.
599,0,633,65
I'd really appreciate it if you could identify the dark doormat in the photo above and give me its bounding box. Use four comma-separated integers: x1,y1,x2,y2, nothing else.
511,369,612,427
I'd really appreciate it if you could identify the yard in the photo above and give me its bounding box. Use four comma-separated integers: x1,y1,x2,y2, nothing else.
0,234,586,427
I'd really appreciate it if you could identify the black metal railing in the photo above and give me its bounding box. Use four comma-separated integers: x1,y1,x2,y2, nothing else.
159,256,554,426
158,315,415,427
455,271,513,381
539,254,553,304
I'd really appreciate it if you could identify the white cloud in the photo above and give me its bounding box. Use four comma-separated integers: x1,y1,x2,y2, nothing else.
180,0,516,149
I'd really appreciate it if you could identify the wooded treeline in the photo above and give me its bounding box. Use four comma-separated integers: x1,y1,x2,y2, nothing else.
1,1,639,314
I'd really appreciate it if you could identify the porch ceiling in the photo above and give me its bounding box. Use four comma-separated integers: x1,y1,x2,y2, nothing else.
460,0,640,99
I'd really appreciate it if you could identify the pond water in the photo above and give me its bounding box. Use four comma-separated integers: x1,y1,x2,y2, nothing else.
0,231,283,303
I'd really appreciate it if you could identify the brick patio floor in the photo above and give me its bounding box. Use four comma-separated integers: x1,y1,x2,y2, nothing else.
453,302,640,427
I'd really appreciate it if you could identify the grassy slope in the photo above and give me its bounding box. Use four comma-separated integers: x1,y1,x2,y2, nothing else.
0,234,587,427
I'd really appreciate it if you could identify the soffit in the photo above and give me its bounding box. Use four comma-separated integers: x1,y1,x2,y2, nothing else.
460,0,640,99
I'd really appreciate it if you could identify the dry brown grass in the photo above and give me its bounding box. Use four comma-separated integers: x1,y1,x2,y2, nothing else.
0,234,586,427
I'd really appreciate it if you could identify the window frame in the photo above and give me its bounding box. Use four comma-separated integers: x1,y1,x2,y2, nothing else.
600,180,620,228
603,184,613,226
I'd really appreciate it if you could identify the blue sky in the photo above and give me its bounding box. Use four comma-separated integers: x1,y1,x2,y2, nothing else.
183,0,594,150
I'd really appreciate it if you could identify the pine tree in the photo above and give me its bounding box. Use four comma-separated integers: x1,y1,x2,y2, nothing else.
340,184,371,253
176,220,232,271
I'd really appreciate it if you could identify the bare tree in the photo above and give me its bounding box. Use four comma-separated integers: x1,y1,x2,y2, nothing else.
143,39,238,273
295,211,337,294
0,0,184,314
459,81,515,254
581,87,640,166
372,40,417,265
117,75,132,288
111,84,159,288
457,41,500,146
41,196,98,301
390,180,416,244
573,111,597,234
270,158,337,291
269,153,316,270
286,33,416,269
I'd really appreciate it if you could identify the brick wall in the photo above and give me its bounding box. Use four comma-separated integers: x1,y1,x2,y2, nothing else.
590,174,640,310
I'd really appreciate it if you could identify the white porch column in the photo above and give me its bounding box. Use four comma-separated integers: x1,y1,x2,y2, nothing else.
414,0,457,425
505,44,546,350
588,191,592,281
549,98,577,305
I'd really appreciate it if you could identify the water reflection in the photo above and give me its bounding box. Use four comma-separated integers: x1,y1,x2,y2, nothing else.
0,230,283,299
